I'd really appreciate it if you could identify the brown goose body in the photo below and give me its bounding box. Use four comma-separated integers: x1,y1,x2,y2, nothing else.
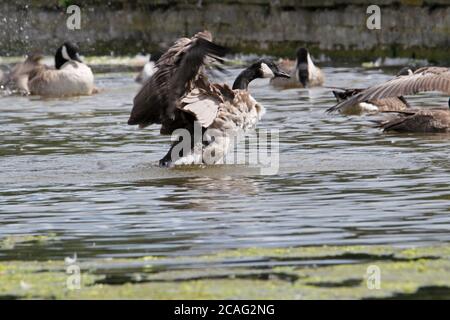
327,67,450,113
332,88,410,115
129,31,226,133
28,61,94,97
270,48,324,89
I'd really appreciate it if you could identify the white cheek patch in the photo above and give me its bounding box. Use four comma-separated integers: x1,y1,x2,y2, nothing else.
61,45,71,61
359,102,379,113
260,63,275,78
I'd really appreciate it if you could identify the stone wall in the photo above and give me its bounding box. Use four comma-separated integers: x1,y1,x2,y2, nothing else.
0,0,449,62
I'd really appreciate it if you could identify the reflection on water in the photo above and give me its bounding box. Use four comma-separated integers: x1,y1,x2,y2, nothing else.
1,65,450,266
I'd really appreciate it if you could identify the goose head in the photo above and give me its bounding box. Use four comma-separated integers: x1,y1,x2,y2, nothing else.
232,59,289,90
397,66,414,76
332,90,349,102
55,42,83,69
256,59,290,79
26,52,45,65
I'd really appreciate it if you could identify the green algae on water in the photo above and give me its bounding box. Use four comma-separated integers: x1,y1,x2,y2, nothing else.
1,244,450,299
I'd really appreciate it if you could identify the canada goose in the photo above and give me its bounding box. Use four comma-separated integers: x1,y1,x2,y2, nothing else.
135,53,161,84
326,66,450,133
374,101,450,133
9,42,95,97
329,67,413,115
270,48,324,89
331,89,410,115
127,31,289,167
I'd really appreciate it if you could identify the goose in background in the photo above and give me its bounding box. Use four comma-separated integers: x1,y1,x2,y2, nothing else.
331,88,410,115
326,66,450,133
329,67,414,115
270,47,324,89
127,31,289,167
3,42,95,97
0,66,6,93
135,53,161,84
0,68,5,96
27,42,95,97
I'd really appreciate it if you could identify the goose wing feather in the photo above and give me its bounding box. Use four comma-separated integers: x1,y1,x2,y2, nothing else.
128,32,228,128
4,54,46,92
327,67,450,113
180,89,220,128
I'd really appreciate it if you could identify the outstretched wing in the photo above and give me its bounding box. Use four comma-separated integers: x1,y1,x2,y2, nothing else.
180,89,220,128
128,31,228,128
327,67,450,113
177,83,236,129
4,53,46,92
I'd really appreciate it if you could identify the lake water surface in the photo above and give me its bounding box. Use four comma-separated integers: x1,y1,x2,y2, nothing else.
1,61,450,266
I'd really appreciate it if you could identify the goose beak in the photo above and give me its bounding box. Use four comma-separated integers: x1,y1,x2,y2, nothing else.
274,70,290,78
73,53,83,63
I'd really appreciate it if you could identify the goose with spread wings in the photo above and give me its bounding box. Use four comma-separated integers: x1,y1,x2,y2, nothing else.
127,31,290,167
326,67,450,132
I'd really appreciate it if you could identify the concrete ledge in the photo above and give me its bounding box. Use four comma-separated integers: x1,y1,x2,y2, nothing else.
0,1,448,62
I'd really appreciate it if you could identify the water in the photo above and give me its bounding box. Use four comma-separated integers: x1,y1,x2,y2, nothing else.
1,62,450,265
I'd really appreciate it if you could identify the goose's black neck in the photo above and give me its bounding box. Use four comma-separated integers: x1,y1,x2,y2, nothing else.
232,67,260,90
448,97,450,109
55,50,66,70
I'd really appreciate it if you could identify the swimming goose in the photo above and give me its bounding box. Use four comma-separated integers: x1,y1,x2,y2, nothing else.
326,66,450,132
28,42,95,97
374,100,450,133
331,88,410,115
270,48,324,89
1,53,45,94
127,31,289,167
135,53,161,84
326,66,450,112
329,67,413,115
